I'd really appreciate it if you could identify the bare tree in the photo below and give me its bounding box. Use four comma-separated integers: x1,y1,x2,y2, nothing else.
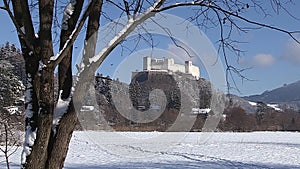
1,0,299,168
0,124,16,169
0,110,22,169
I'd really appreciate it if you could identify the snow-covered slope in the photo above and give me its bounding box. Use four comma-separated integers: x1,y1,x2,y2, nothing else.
2,131,300,169
247,101,283,111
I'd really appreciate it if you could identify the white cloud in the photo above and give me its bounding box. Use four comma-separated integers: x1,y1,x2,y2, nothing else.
282,38,300,65
253,54,275,67
237,56,249,66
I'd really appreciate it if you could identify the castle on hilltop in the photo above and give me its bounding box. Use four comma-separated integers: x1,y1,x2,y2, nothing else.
132,56,200,79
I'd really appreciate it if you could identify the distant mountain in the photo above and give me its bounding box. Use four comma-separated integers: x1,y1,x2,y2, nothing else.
243,80,300,103
242,80,300,111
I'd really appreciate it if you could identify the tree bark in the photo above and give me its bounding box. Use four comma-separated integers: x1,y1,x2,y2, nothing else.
46,1,103,168
84,0,103,61
46,1,84,169
24,0,55,168
10,0,41,168
58,0,84,99
46,103,77,169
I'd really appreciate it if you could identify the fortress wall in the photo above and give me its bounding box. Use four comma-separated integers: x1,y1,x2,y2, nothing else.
168,64,185,73
142,56,200,78
189,65,200,78
151,58,164,70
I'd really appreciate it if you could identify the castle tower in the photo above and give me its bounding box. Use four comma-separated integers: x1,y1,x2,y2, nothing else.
143,56,151,70
185,61,192,74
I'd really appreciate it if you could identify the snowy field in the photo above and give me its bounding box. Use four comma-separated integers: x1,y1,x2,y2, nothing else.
1,131,300,169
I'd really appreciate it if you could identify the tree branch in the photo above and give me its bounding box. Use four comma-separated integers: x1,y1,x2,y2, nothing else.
209,3,300,44
154,1,300,44
3,0,34,51
107,0,125,11
123,0,131,19
150,18,194,58
150,0,300,93
154,0,205,12
87,0,166,71
49,0,97,67
133,0,141,17
19,0,36,44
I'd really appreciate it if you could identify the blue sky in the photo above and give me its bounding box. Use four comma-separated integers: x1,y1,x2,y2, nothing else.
1,1,300,96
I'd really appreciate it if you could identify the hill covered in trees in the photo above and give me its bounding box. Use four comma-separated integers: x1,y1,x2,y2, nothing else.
78,72,217,131
0,42,299,133
83,71,300,132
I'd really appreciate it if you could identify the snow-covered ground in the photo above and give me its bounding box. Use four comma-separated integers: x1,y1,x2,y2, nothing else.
1,131,300,169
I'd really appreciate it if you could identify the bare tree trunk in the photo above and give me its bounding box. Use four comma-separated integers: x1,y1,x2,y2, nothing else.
10,0,41,168
46,1,103,168
24,0,55,168
46,104,77,169
57,0,84,99
9,0,99,167
46,1,84,169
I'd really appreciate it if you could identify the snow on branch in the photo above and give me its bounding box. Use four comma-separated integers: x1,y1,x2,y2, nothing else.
49,0,96,67
88,18,136,64
49,28,77,62
62,0,77,30
153,0,206,12
87,0,165,69
52,90,73,134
